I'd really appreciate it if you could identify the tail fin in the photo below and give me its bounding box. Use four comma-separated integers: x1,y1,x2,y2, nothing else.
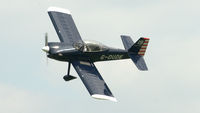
129,37,150,56
121,36,150,71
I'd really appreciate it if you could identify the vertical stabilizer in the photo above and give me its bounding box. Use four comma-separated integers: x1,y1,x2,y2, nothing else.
129,37,150,56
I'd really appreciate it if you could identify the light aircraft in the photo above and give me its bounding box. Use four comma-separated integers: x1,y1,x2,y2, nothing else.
42,7,150,102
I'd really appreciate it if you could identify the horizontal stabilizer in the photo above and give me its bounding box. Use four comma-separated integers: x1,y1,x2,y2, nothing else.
121,35,134,50
129,54,148,71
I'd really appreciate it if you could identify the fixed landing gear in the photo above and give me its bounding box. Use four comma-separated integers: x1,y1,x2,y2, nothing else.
63,62,77,81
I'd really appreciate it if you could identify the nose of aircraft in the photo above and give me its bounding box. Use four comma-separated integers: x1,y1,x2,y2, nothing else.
42,46,50,52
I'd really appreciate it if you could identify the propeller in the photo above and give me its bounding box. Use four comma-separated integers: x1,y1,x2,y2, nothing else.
43,32,49,65
42,33,50,52
45,32,48,46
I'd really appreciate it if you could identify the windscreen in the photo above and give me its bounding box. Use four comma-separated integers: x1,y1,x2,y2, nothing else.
73,40,108,52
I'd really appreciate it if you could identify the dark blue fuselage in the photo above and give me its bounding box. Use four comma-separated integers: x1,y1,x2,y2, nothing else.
48,48,129,62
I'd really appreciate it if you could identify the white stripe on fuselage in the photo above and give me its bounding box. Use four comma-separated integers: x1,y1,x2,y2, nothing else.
57,48,76,53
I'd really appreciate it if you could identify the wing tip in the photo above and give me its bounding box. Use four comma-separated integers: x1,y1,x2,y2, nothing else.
92,94,117,102
47,7,71,14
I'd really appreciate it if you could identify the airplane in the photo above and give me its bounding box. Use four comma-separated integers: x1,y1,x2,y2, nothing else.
42,7,150,102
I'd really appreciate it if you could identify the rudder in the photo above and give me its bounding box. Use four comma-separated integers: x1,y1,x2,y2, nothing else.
129,37,150,56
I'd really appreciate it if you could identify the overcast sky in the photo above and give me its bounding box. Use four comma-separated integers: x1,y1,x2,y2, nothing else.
0,0,200,113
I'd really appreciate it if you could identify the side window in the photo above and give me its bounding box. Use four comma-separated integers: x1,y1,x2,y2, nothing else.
90,45,100,52
82,41,109,52
84,44,101,52
73,43,84,51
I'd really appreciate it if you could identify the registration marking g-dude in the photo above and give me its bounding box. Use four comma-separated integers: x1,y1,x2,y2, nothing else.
100,55,123,60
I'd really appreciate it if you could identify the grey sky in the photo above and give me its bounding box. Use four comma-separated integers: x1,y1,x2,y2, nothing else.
0,0,200,113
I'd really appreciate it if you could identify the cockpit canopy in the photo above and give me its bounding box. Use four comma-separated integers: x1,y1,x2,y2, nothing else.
73,40,108,52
